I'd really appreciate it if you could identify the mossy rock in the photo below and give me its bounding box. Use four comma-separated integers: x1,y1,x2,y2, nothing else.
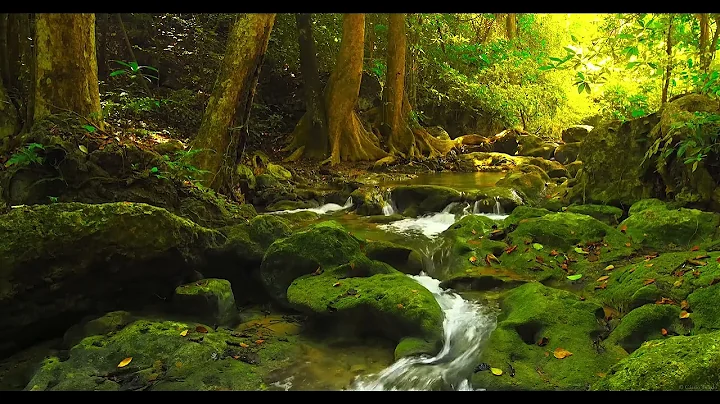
593,330,720,390
255,174,280,190
63,311,134,349
466,187,524,214
566,161,583,179
235,164,256,191
619,200,720,250
178,186,257,228
366,214,404,224
391,185,462,217
503,206,553,227
495,167,549,204
364,240,424,275
350,187,387,216
152,140,185,155
472,283,627,390
520,144,556,160
566,204,625,226
437,215,508,279
562,125,593,143
173,279,237,327
606,304,686,354
248,215,291,248
687,284,720,334
592,251,720,312
627,198,668,215
24,318,298,391
266,163,292,181
287,269,443,351
265,199,318,212
0,202,222,358
554,142,581,165
259,224,366,306
394,337,438,361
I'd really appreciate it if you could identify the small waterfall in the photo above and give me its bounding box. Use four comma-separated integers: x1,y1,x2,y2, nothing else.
472,200,480,214
492,196,505,215
269,196,354,215
382,189,397,216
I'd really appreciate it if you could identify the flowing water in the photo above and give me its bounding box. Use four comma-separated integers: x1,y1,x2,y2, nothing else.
268,175,507,391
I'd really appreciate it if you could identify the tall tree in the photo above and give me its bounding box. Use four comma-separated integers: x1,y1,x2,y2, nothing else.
189,13,275,194
506,13,517,40
34,14,101,125
698,13,709,72
661,13,674,105
0,14,19,146
380,13,454,160
286,13,386,165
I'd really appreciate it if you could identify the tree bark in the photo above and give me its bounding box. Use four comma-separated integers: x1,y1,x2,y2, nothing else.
0,14,10,91
506,13,516,40
662,14,674,105
366,13,376,61
708,16,720,70
0,68,18,148
34,14,101,126
290,13,328,160
189,13,275,194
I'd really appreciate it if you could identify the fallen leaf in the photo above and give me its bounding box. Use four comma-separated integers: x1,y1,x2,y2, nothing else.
644,253,659,260
694,254,710,260
411,289,418,293
693,270,701,277
645,263,654,268
544,351,549,357
655,297,674,305
550,249,559,256
687,259,707,266
469,256,478,263
471,229,477,235
620,224,627,233
535,256,545,264
312,267,323,276
680,310,690,319
537,336,549,347
596,372,607,378
643,279,656,286
239,343,249,348
594,282,608,290
661,328,668,336
533,243,544,250
579,296,586,301
504,245,518,254
561,263,569,271
176,362,183,368
597,275,610,282
574,247,589,255
553,348,573,359
397,303,404,309
180,330,188,337
255,339,265,345
629,267,636,273
710,278,720,286
681,300,690,310
673,279,684,288
604,265,615,271
232,355,240,359
117,357,133,368
567,274,582,281
79,145,88,154
717,256,720,264
333,282,341,287
485,253,500,265
625,242,632,247
195,325,208,333
691,245,700,251
490,367,503,376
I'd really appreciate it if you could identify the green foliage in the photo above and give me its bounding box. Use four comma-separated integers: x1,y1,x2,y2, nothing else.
4,143,45,168
109,60,159,83
597,85,652,122
645,111,720,172
162,149,210,182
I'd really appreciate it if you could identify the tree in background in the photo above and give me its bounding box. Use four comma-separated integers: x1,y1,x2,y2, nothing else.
190,13,275,194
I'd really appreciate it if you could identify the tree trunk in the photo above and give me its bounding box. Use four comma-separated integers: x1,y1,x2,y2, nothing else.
286,13,386,165
506,13,516,40
662,14,674,105
189,13,275,194
0,69,18,149
0,14,10,91
5,14,33,135
96,13,109,80
380,13,455,160
288,13,328,160
708,16,720,70
34,14,101,125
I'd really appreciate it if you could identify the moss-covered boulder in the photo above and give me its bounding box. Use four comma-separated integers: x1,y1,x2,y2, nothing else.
562,125,593,143
606,304,685,354
0,202,221,358
390,185,462,217
687,284,720,334
178,187,257,228
63,311,134,349
350,187,387,216
248,215,291,248
520,144,558,160
436,215,506,279
259,223,367,306
266,163,292,181
572,114,659,207
24,317,298,391
173,279,237,326
364,240,424,275
566,161,583,179
619,200,720,250
287,269,443,356
554,142,581,165
503,206,553,227
472,283,627,390
466,187,524,214
495,165,549,203
566,204,625,226
593,330,720,390
265,199,318,212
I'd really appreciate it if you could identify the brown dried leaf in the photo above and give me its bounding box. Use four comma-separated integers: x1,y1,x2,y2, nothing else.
397,303,405,310
469,256,477,263
553,348,573,359
536,256,545,264
594,282,608,290
691,245,700,251
694,254,710,260
625,242,631,247
597,275,610,282
239,343,249,348
550,249,559,256
710,278,720,286
643,279,656,286
687,259,707,266
195,325,208,333
681,300,690,310
655,297,674,305
255,339,265,345
505,245,518,254
661,328,668,336
620,224,627,233
471,229,477,235
680,310,691,319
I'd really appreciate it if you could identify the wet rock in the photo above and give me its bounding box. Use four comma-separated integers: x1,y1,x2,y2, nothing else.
466,187,524,214
177,187,257,228
606,304,685,354
456,151,518,171
236,164,256,193
620,199,720,249
554,142,581,164
502,206,553,227
173,279,237,326
0,202,221,358
472,283,627,390
152,139,185,155
455,134,489,146
428,126,451,141
391,185,462,217
495,165,550,203
266,163,292,181
248,215,291,248
265,199,318,212
394,337,438,361
520,144,557,160
351,187,386,216
566,204,625,226
489,129,520,155
63,311,134,349
593,330,720,390
364,240,424,275
561,125,593,144
366,213,404,224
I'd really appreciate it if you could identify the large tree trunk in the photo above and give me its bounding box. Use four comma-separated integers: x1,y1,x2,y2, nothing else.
0,13,19,148
286,13,386,165
5,14,34,136
284,13,328,160
189,13,275,194
662,14,674,105
381,13,454,160
34,14,101,125
506,13,517,40
708,16,720,70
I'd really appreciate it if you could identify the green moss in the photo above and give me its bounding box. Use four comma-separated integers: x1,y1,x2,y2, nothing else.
367,214,404,224
619,201,720,249
280,210,321,226
687,284,720,334
566,204,625,226
472,283,627,390
63,311,134,348
466,187,524,213
178,186,257,228
255,174,279,189
287,271,443,344
437,215,510,279
606,304,685,353
627,198,667,215
503,206,553,227
266,163,292,181
260,224,365,305
495,167,548,203
364,240,423,275
593,330,720,390
248,215,291,248
173,279,237,326
391,185,462,217
350,187,386,216
265,200,317,212
394,337,438,361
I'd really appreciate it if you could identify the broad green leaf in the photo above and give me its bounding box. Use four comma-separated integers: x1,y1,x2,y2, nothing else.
574,247,589,254
150,166,159,174
533,243,544,250
109,70,127,77
129,61,139,71
78,145,88,154
577,83,585,94
82,124,96,133
567,274,583,281
111,60,133,69
585,83,591,94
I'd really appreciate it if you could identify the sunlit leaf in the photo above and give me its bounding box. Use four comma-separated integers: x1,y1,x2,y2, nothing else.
491,367,503,376
180,330,188,337
567,274,583,281
532,243,543,250
79,145,88,154
117,357,133,368
597,275,610,282
553,348,573,359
